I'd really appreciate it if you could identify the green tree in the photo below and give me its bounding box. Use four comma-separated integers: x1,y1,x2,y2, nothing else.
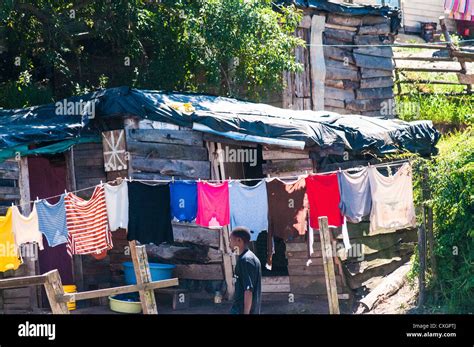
0,0,303,108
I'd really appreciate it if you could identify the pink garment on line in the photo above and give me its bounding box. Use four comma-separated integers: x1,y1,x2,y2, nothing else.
196,181,230,228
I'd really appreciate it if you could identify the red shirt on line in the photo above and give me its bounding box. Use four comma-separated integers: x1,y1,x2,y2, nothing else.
305,173,343,229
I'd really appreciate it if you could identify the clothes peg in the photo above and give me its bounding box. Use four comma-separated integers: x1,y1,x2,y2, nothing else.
64,189,68,195
338,167,342,173
100,180,103,186
172,176,175,183
267,174,271,178
36,196,40,203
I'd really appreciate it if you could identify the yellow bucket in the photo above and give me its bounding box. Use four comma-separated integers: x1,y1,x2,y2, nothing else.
63,285,77,311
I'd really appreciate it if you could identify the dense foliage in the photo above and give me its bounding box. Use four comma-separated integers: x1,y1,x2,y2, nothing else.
0,0,303,108
409,129,474,313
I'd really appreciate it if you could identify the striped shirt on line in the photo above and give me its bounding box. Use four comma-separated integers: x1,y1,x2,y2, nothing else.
65,185,113,256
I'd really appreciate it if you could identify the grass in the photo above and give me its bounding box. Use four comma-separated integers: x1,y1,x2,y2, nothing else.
396,93,473,126
395,69,473,127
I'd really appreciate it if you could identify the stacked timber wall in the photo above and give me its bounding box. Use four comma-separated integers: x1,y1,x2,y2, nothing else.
282,11,396,117
324,13,395,117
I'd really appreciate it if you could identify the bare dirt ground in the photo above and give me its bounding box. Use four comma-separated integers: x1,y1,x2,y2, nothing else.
73,293,353,314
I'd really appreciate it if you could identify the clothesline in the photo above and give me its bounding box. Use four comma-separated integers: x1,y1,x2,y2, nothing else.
14,158,412,208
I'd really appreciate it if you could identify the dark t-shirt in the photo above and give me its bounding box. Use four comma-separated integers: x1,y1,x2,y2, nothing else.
127,182,174,245
231,249,262,314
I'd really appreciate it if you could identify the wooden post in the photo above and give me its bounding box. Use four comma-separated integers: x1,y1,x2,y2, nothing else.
459,60,472,93
43,270,69,314
417,224,426,309
318,216,340,314
310,15,326,111
394,69,402,96
18,157,40,312
206,141,235,300
65,148,85,298
422,166,437,285
439,16,454,49
129,240,158,314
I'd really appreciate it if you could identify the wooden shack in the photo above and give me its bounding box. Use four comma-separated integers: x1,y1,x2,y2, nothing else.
0,112,420,313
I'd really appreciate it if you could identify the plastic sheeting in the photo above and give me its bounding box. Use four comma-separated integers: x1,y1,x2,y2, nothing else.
0,87,440,161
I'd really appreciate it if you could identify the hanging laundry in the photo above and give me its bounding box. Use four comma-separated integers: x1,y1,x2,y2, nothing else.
306,173,343,229
36,194,69,247
368,163,416,233
0,208,22,272
337,168,372,223
229,180,268,241
196,181,230,228
11,205,44,250
104,180,129,231
170,181,198,222
127,182,174,245
445,0,473,21
266,178,308,266
65,185,112,256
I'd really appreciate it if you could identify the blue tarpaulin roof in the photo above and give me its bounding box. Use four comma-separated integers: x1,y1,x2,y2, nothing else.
0,87,440,161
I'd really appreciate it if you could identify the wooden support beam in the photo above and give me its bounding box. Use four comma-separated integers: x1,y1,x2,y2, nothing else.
59,279,179,302
417,224,426,309
457,73,474,85
398,79,470,85
422,166,438,288
129,240,158,314
392,43,449,50
0,273,47,289
325,23,357,32
310,15,326,111
397,67,462,73
43,270,69,314
393,56,454,62
318,216,340,314
206,140,235,300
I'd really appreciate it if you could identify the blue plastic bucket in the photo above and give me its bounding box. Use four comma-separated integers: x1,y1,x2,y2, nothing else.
122,262,176,285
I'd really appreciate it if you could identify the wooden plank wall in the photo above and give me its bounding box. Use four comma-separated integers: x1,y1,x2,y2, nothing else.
283,24,312,110
334,223,417,291
0,159,37,313
281,10,397,117
127,126,210,181
323,12,395,117
124,120,226,294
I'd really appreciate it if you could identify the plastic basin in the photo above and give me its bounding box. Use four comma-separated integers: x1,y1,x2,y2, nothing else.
122,261,175,285
109,293,142,314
